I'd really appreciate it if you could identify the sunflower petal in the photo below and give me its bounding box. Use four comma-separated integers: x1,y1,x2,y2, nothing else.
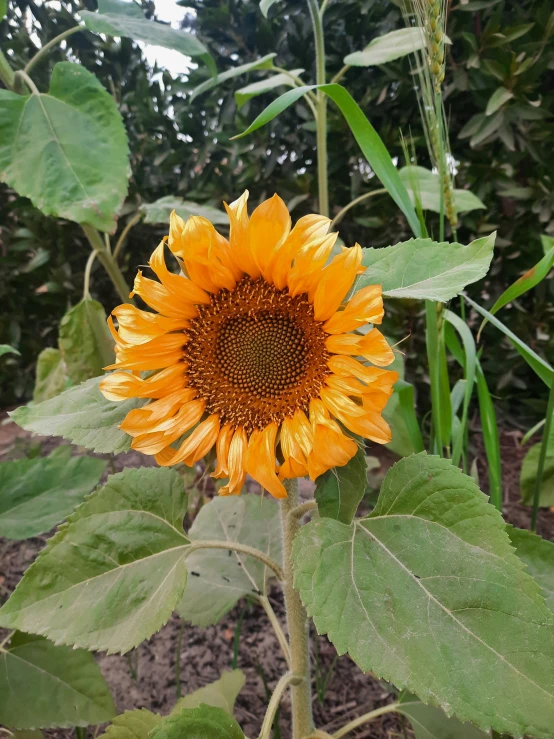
219,427,248,496
313,244,363,321
323,284,384,334
224,190,260,278
244,423,287,499
155,414,220,466
249,194,291,280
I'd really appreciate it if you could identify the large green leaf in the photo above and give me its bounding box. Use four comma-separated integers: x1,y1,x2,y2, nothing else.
80,0,214,74
233,83,421,236
398,692,487,739
356,234,495,301
33,347,68,403
384,380,425,457
520,423,554,507
171,670,245,715
508,526,554,613
0,452,106,540
0,468,190,654
293,453,554,737
151,706,244,739
314,446,367,524
11,376,142,454
178,495,282,626
0,632,115,729
98,709,162,739
344,28,426,67
140,196,228,226
0,63,129,233
399,166,485,214
190,53,276,101
59,298,115,384
235,69,304,108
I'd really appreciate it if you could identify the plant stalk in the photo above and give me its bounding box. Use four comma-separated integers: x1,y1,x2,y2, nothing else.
330,189,386,230
531,378,554,531
281,478,313,739
82,224,133,304
307,0,329,218
0,49,15,90
188,540,284,581
258,672,303,739
332,703,399,739
24,26,82,75
259,595,292,668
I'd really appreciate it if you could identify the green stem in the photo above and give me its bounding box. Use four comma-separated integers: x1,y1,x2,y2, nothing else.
259,595,292,668
258,672,303,739
0,49,15,90
14,69,40,95
330,64,349,85
83,250,97,299
426,300,443,455
188,540,284,581
24,26,82,75
75,727,87,739
332,703,399,739
281,478,313,739
531,378,554,531
307,0,329,218
329,189,386,230
436,91,445,242
113,212,142,261
175,620,184,698
82,224,132,304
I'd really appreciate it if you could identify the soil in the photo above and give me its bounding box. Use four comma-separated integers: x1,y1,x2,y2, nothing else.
1,412,552,739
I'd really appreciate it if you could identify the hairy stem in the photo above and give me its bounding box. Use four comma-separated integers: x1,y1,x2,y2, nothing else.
82,224,133,304
330,189,386,230
332,703,399,739
258,672,303,739
259,595,292,668
281,478,313,739
188,540,284,581
307,0,329,218
24,26,82,75
289,500,318,521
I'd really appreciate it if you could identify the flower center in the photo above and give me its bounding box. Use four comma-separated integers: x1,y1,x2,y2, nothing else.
183,277,330,433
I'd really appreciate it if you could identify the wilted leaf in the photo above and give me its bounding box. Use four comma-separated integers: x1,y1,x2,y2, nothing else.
0,468,190,654
178,495,282,626
0,452,106,540
0,632,114,729
59,298,115,384
12,376,142,454
0,63,129,232
293,453,554,737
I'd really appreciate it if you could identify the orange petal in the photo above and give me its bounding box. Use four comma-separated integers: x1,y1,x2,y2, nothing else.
313,245,363,321
212,423,234,478
176,216,237,293
287,233,337,298
131,399,206,454
104,333,186,371
100,365,187,402
326,329,394,368
307,424,358,480
120,388,196,435
218,427,248,496
320,387,367,419
280,410,313,462
224,190,260,278
328,355,390,385
323,285,384,334
270,214,330,290
278,456,309,481
149,241,210,305
155,414,220,466
131,270,198,320
248,194,291,280
244,423,287,499
112,304,188,345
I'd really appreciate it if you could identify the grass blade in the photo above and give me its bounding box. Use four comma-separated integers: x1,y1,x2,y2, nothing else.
531,380,554,531
476,361,502,511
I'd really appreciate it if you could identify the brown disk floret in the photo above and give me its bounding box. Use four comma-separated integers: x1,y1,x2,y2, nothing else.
183,278,330,433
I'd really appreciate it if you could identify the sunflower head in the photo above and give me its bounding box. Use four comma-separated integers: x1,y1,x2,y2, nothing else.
100,192,398,498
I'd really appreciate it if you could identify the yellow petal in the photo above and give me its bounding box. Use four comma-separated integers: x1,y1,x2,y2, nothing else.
224,190,260,278
112,304,187,345
149,241,210,305
323,285,384,334
244,423,287,499
104,333,186,371
177,216,237,293
307,424,357,480
129,399,206,454
270,214,330,290
212,423,234,478
131,270,198,320
313,245,363,321
155,414,220,466
120,389,196,435
248,194,291,280
219,427,248,496
287,233,337,298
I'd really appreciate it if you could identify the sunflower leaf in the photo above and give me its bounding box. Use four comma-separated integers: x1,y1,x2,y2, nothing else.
0,632,115,729
0,63,129,233
97,709,162,739
0,468,190,654
293,453,554,737
177,495,282,626
507,525,554,613
356,233,496,301
171,670,245,715
397,692,488,739
314,446,367,524
33,348,69,403
399,166,486,214
11,376,142,454
150,706,244,739
140,196,228,226
0,453,106,540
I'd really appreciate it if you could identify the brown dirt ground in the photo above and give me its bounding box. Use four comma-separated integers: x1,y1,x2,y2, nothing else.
1,411,552,739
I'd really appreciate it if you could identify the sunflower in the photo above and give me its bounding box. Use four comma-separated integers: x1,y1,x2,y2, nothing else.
100,192,398,498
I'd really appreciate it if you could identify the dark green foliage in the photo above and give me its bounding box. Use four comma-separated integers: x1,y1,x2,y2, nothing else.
0,0,552,421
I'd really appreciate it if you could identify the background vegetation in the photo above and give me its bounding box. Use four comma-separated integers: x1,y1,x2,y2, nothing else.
1,0,553,429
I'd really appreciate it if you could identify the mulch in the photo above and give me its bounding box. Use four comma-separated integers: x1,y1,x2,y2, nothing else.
1,412,552,739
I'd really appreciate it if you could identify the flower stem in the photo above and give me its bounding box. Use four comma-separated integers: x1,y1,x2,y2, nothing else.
330,189,386,230
83,250,97,299
332,703,399,739
24,26,82,75
82,224,133,304
307,0,329,218
259,595,292,668
258,672,303,739
188,540,284,581
281,478,314,739
113,212,142,261
0,50,15,90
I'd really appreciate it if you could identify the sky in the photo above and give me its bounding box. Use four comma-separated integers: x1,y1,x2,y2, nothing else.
140,0,196,77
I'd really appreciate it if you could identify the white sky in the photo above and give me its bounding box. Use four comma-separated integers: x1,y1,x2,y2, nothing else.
142,0,196,77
